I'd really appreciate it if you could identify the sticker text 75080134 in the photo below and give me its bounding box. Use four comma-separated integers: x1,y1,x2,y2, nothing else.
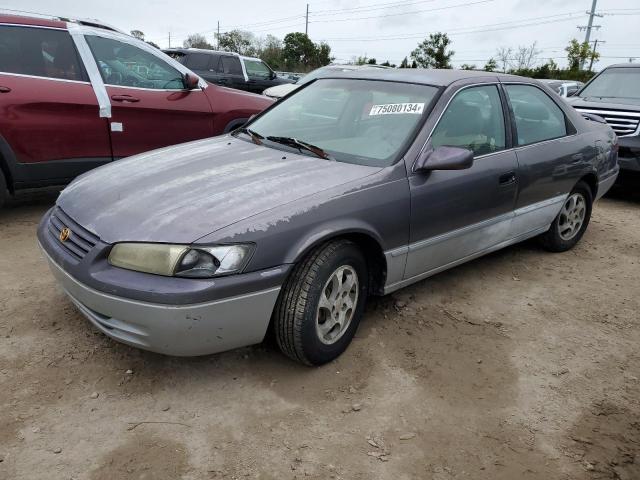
369,103,425,116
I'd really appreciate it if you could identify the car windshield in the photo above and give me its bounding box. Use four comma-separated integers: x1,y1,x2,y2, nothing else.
579,68,640,99
243,78,438,167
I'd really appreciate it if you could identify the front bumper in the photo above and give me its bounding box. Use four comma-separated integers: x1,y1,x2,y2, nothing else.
42,247,281,356
618,135,640,172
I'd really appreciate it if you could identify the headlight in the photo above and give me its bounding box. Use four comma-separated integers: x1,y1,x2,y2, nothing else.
108,243,254,278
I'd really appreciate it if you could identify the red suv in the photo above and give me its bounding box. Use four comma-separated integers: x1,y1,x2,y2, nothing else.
0,14,272,207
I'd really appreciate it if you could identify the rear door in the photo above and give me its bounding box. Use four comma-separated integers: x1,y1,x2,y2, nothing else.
85,34,215,158
0,24,111,184
183,51,220,84
503,83,585,236
405,83,519,279
219,55,247,91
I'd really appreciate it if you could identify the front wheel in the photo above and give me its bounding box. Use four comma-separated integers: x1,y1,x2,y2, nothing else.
273,240,368,366
539,181,593,252
0,169,7,209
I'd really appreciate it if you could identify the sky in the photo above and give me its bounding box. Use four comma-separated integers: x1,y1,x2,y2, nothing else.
3,0,640,70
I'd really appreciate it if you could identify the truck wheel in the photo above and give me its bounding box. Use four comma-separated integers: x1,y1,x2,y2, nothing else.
0,169,7,209
539,181,593,252
273,240,368,366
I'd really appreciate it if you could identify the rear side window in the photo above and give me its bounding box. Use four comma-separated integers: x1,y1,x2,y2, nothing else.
220,56,243,76
505,84,567,146
0,25,86,81
185,52,213,70
431,85,506,157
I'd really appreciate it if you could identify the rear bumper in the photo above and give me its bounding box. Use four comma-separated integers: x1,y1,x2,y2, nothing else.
42,246,281,356
596,166,619,200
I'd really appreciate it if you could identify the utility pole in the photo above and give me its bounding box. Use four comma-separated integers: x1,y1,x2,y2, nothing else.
168,31,171,48
588,39,604,71
217,21,220,49
305,4,309,35
578,0,603,70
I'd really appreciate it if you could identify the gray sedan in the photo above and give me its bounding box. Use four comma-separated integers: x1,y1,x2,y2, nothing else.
38,69,619,365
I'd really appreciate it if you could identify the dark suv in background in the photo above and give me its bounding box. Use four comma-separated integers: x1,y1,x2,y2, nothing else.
164,48,293,94
568,64,640,177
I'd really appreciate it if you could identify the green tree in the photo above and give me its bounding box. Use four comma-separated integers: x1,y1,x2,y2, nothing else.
183,33,213,49
460,63,477,70
315,42,332,67
146,41,160,49
130,30,145,41
411,59,418,68
367,58,377,65
483,58,497,72
216,29,254,55
411,32,454,68
380,60,396,67
282,32,331,70
258,35,284,70
399,57,409,68
566,39,598,71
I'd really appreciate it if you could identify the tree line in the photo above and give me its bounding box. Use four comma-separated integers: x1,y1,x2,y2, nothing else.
130,28,601,81
394,33,600,82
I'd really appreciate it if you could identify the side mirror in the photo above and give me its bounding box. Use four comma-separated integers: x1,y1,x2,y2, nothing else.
183,73,200,90
413,145,474,172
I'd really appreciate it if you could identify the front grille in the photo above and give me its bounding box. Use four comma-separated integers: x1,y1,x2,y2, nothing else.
574,107,640,137
47,207,99,260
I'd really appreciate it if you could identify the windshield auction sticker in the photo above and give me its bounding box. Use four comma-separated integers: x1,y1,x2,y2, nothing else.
369,103,425,115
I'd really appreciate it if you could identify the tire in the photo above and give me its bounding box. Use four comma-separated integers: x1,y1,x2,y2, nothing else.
0,169,7,210
273,239,368,366
223,118,248,134
539,181,593,252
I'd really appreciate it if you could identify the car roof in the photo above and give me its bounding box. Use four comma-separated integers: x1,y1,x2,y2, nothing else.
604,63,640,69
0,12,124,32
164,48,239,57
0,13,67,29
320,68,532,87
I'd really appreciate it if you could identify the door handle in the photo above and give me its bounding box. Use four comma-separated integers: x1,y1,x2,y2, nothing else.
571,153,584,162
0,86,11,93
111,94,140,103
499,171,517,186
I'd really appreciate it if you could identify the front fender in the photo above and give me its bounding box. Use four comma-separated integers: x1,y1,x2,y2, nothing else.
198,162,410,274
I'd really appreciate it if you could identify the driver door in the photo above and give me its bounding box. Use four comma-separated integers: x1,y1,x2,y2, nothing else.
85,35,215,158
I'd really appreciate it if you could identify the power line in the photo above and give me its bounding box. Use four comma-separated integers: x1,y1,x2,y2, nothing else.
318,12,585,41
309,0,494,24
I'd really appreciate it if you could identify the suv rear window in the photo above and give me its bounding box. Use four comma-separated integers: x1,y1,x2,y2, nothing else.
0,25,86,81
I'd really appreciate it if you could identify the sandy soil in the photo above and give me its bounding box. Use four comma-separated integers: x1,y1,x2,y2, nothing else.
0,188,638,480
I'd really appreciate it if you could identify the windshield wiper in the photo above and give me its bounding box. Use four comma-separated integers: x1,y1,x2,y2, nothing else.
235,127,264,145
265,136,334,160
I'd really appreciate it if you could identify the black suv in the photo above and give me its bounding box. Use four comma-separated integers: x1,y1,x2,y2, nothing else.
568,64,640,176
163,48,293,94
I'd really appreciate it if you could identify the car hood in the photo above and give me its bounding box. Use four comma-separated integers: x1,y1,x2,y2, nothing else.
263,83,300,99
567,96,640,109
57,136,379,244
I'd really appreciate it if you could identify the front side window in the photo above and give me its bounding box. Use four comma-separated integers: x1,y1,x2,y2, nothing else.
0,25,85,81
86,35,184,89
505,84,567,146
578,68,640,99
243,78,438,167
431,85,506,156
244,59,271,79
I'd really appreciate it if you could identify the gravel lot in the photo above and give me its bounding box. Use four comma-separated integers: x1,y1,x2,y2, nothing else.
1,188,639,480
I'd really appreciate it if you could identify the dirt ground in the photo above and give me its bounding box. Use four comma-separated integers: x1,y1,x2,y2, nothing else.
0,187,638,480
